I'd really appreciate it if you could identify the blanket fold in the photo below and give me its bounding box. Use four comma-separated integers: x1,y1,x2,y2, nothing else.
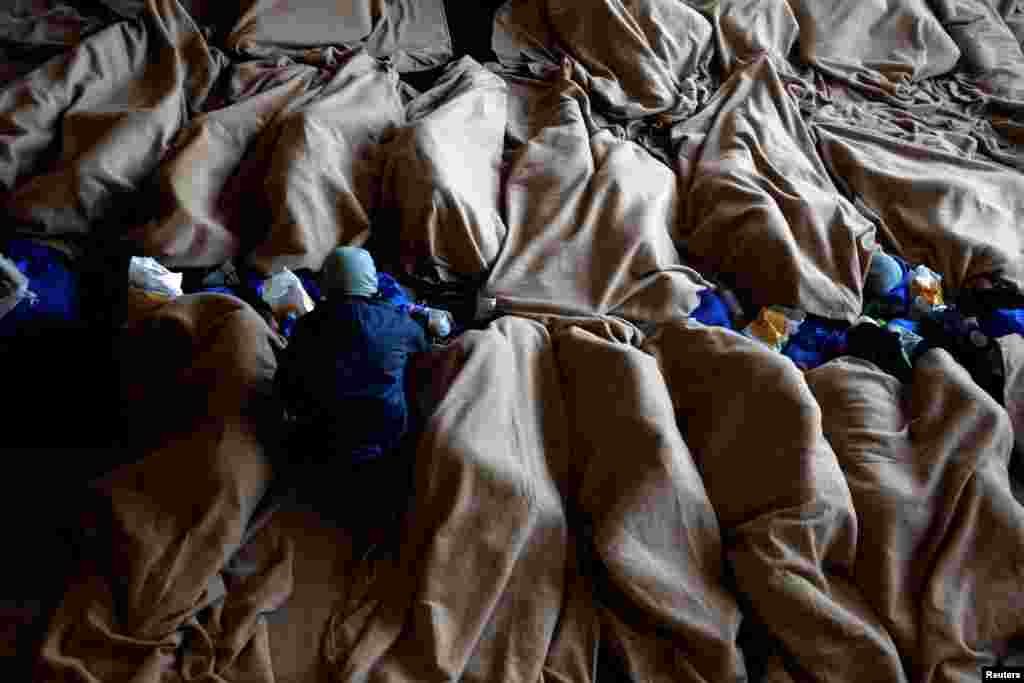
645,322,903,682
37,293,290,683
380,56,509,284
485,72,709,323
808,349,1024,681
671,56,875,322
1,0,224,235
325,317,572,683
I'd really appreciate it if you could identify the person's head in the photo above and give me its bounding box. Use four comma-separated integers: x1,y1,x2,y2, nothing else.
321,246,378,299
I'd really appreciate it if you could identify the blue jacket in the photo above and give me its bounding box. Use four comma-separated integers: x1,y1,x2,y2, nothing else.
276,296,428,464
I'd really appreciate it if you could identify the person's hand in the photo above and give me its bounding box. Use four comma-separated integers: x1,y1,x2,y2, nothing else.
260,310,288,350
426,309,453,338
270,329,288,350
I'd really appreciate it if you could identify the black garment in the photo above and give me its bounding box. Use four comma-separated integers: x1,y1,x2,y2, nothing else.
916,308,1005,403
276,296,428,465
958,276,1024,317
846,322,914,384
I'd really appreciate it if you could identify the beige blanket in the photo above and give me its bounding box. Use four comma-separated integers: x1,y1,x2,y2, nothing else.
493,0,714,121
808,350,1024,681
930,0,1024,101
817,122,1024,291
708,0,799,76
320,316,1024,682
244,51,407,273
1,0,223,235
671,56,876,322
224,0,453,72
325,317,572,682
646,323,900,682
787,0,961,93
125,61,324,267
484,71,710,322
36,293,293,682
4,0,1024,680
124,47,409,271
380,57,508,283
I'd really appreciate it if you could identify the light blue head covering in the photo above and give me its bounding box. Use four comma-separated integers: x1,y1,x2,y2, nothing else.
321,247,378,298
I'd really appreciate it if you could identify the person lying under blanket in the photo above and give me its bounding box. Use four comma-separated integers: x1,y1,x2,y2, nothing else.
273,247,430,521
692,250,1024,405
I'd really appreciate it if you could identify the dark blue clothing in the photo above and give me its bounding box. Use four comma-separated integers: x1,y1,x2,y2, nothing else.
276,296,428,465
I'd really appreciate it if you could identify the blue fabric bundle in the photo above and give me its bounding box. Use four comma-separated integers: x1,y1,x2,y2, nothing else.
886,317,920,335
980,308,1024,339
782,316,849,371
863,255,913,319
690,289,734,329
0,239,80,337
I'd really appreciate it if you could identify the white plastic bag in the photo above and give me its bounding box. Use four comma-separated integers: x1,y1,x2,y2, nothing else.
909,264,944,318
129,257,183,297
261,268,315,319
0,254,32,321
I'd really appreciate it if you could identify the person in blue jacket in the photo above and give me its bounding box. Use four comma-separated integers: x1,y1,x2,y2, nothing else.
275,247,429,478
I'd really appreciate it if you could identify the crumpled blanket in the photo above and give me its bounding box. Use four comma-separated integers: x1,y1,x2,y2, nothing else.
930,0,1024,102
708,0,799,76
324,316,572,682
493,0,715,122
124,60,325,267
484,69,710,322
787,0,961,94
3,0,1024,680
379,56,508,284
671,55,875,322
808,350,1024,680
646,322,898,682
0,0,224,235
224,0,453,72
816,121,1024,292
245,51,406,274
320,314,1024,682
36,293,293,683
